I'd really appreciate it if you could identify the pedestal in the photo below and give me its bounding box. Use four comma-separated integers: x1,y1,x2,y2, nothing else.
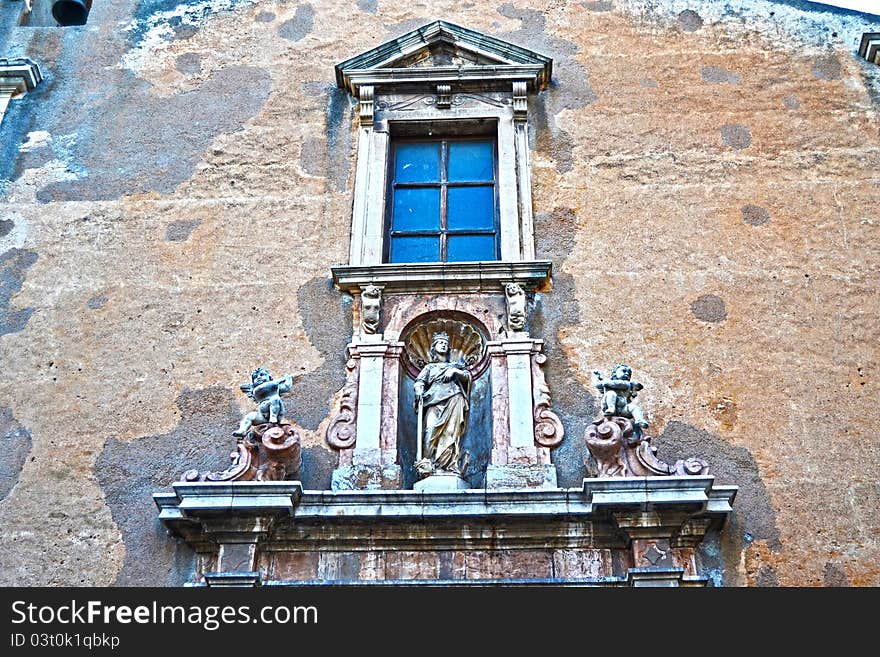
413,472,469,492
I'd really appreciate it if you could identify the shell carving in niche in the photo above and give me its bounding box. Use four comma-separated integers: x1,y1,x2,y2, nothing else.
402,317,487,379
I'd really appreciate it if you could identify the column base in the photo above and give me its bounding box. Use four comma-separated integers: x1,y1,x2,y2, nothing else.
414,472,469,492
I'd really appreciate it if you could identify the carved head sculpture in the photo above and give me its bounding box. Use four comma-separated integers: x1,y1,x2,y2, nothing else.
504,282,526,331
429,332,450,362
361,285,382,334
611,364,632,381
252,367,272,385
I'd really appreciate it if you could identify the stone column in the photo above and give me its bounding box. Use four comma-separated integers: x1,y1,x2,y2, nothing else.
485,336,561,489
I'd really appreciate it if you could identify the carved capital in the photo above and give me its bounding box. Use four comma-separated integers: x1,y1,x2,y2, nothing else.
326,358,359,449
436,84,452,108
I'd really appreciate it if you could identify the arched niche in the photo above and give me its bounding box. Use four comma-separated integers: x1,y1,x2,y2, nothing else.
396,311,493,489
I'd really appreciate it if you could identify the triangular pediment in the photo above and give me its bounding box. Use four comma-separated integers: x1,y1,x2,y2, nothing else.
335,21,552,93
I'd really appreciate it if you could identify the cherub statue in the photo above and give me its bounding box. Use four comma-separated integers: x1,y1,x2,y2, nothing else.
591,364,649,429
233,367,298,437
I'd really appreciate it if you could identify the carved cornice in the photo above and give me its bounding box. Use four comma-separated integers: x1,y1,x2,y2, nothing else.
331,260,552,294
0,57,42,94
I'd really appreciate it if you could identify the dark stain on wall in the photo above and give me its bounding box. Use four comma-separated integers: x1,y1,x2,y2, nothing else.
86,294,108,310
498,4,596,175
677,9,704,32
300,82,353,192
95,386,242,586
691,293,727,322
755,564,780,587
255,11,275,23
720,123,752,150
174,52,202,75
741,204,770,226
582,1,614,11
278,4,315,43
0,219,13,237
0,407,32,501
300,445,335,490
357,0,378,14
823,561,849,586
652,421,782,585
0,248,38,336
701,66,741,84
532,208,596,487
36,65,270,201
783,94,801,109
285,276,352,431
164,218,201,242
812,54,842,81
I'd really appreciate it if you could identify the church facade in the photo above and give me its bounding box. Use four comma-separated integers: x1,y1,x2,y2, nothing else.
1,1,878,587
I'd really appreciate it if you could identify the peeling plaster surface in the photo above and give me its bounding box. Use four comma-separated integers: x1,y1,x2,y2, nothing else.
0,0,878,586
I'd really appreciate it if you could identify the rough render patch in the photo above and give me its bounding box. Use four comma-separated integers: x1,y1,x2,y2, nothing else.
284,276,353,431
164,218,202,242
823,561,849,586
36,67,271,202
653,421,782,586
357,0,378,13
120,0,259,73
300,445,336,490
0,407,31,502
95,387,243,586
701,66,742,84
720,123,752,150
532,208,597,487
0,248,38,336
640,78,659,88
690,294,728,322
676,9,703,32
812,53,843,80
278,4,315,43
0,220,13,238
741,204,771,226
255,11,275,23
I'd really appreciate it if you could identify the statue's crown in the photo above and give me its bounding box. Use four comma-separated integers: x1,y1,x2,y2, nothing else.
432,331,450,343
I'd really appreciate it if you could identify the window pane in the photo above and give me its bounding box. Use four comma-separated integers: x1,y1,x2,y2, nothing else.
447,235,496,262
448,141,494,182
448,186,495,230
390,236,440,263
395,142,440,183
392,187,440,231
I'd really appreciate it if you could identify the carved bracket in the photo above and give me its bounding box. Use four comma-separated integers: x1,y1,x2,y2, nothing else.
503,281,527,332
360,284,382,335
181,423,301,483
326,358,359,449
512,80,527,123
531,352,564,448
358,85,374,127
584,417,709,478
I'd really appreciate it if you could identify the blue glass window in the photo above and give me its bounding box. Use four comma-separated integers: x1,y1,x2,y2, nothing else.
386,138,498,263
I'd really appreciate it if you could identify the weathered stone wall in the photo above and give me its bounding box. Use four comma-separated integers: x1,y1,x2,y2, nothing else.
1,0,877,586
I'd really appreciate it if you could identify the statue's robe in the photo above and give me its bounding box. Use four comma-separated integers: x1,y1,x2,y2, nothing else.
416,361,471,472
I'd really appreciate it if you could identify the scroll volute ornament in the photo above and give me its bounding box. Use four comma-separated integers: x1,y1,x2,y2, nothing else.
326,358,359,449
532,353,564,448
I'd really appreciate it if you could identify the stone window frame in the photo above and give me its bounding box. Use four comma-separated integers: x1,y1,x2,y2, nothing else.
332,21,554,293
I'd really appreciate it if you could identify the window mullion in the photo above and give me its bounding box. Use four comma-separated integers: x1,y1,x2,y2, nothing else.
440,139,449,261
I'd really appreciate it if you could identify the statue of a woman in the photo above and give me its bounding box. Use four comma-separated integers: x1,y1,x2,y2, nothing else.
413,332,472,475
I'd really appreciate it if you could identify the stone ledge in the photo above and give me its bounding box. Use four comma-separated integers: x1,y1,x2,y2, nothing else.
155,481,303,518
331,260,552,294
203,571,262,587
859,33,880,64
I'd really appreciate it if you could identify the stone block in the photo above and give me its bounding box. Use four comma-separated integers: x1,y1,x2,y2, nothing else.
331,464,402,490
486,464,557,489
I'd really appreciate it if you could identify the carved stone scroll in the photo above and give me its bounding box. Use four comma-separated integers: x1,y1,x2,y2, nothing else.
326,358,359,449
181,423,301,483
532,353,564,448
585,417,709,478
358,85,374,127
436,84,452,108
